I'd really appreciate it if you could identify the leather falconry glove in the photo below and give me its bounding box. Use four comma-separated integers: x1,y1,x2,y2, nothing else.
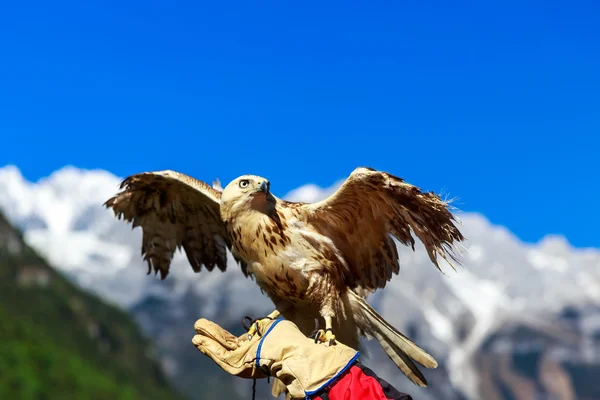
192,318,360,399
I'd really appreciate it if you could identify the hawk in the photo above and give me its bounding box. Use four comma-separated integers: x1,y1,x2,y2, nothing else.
104,167,464,387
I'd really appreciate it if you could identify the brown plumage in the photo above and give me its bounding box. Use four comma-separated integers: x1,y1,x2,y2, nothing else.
104,167,465,388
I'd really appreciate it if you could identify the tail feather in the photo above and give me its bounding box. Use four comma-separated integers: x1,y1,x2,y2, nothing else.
348,290,438,387
372,331,428,387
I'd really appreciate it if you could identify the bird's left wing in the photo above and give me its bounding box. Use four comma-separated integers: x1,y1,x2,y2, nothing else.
300,167,465,292
105,170,244,279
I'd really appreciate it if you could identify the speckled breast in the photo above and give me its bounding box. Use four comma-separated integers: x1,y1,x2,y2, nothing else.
251,260,310,305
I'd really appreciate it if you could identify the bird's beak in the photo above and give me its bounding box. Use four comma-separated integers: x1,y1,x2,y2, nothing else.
258,181,269,194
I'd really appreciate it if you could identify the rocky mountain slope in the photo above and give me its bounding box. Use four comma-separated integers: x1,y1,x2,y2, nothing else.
0,210,184,399
1,164,599,400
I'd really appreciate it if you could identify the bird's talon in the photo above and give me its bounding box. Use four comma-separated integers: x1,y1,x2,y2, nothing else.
325,330,337,346
314,329,337,346
313,329,323,343
247,322,258,338
246,317,274,339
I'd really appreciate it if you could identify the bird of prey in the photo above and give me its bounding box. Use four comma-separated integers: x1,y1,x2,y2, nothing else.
104,167,464,387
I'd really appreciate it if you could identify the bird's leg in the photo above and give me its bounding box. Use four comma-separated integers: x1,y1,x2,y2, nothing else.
313,300,338,346
314,315,337,346
247,309,281,340
308,275,339,346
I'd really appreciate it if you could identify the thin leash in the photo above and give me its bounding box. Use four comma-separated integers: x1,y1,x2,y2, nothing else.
241,315,271,400
310,318,321,343
242,315,319,400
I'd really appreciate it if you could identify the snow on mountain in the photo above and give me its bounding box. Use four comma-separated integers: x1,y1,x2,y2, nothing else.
1,164,599,399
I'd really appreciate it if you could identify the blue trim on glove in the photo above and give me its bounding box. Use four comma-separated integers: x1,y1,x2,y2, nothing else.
304,351,361,398
255,318,284,375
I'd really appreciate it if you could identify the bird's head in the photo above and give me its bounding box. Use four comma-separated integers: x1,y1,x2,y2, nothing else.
220,174,273,217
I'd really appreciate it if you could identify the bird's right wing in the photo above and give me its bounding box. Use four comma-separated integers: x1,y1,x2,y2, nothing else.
105,170,246,279
301,167,464,292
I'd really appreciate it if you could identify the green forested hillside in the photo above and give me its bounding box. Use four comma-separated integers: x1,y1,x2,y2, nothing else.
0,212,185,400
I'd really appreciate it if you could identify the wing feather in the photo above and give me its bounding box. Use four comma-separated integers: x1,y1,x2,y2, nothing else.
302,167,464,292
104,170,242,279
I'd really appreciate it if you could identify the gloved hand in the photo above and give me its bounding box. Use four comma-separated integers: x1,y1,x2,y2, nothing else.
192,318,360,399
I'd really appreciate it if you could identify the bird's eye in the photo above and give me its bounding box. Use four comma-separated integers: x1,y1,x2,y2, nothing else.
239,180,250,188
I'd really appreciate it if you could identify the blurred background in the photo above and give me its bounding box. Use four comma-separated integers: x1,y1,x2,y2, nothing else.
1,1,599,399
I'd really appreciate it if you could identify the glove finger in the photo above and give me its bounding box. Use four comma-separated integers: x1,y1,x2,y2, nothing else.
192,334,252,376
194,319,240,351
192,333,230,359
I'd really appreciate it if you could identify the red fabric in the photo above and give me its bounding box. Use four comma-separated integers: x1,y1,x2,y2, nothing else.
314,365,395,400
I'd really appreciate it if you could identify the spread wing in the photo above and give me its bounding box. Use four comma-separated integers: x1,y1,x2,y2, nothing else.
104,170,244,279
302,167,464,292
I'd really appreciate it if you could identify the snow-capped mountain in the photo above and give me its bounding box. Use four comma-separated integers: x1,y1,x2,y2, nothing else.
1,164,599,400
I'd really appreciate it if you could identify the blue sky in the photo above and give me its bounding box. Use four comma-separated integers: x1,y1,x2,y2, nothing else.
1,1,598,247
